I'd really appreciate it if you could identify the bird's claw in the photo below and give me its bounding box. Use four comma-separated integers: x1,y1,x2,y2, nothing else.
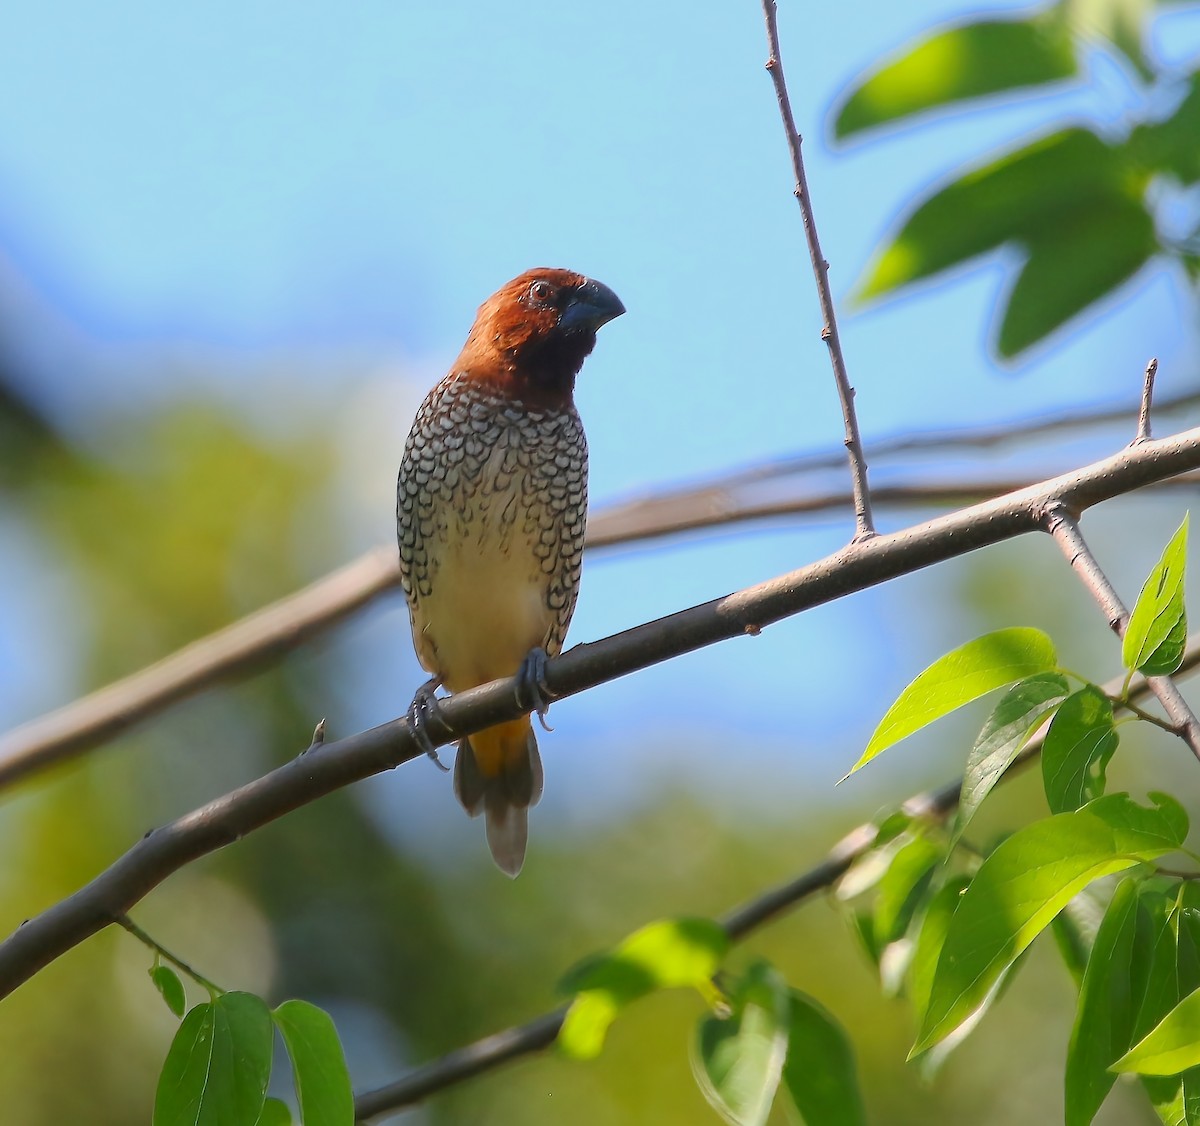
407,677,450,772
517,647,556,732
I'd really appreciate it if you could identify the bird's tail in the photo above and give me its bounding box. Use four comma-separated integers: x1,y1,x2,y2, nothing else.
453,717,544,877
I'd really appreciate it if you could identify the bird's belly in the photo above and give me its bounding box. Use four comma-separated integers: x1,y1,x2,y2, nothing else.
416,529,554,692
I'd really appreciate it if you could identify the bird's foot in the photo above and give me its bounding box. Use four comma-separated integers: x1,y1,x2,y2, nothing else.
407,677,450,772
517,647,556,732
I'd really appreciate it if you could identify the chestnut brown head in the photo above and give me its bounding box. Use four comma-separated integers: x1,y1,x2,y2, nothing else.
457,268,624,403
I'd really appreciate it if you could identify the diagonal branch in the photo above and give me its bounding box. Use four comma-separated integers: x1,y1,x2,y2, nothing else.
1,427,1199,1001
760,0,874,539
353,642,1200,1121
7,392,1196,787
1043,504,1200,758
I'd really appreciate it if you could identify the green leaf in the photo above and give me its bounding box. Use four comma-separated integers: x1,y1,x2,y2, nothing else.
151,964,187,1019
907,876,972,1028
1147,73,1200,183
848,909,882,969
849,628,1057,774
781,992,868,1126
692,961,789,1126
914,794,1187,1053
953,672,1070,846
559,918,729,1059
1131,887,1200,1124
1117,986,1200,1076
154,992,274,1126
832,16,1076,140
873,834,943,945
996,193,1157,357
1123,515,1189,676
856,130,1128,302
272,1001,354,1126
254,1100,293,1126
1042,687,1119,814
1065,878,1142,1126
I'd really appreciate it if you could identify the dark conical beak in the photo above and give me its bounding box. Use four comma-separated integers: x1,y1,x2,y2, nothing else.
559,277,625,332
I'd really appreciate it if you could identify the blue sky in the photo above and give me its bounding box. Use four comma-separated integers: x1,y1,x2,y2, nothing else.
1,0,1199,830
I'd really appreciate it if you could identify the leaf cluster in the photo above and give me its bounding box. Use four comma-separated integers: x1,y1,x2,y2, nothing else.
833,0,1200,356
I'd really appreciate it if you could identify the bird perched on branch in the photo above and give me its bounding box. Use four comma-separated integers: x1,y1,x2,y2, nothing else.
396,268,625,875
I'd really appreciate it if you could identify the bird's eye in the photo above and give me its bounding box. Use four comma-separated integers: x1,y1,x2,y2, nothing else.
528,280,553,304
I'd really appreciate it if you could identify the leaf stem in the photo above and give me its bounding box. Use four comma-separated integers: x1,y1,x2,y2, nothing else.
1109,696,1182,733
117,915,224,998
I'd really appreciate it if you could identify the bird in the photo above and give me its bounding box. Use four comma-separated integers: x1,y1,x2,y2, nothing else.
396,268,625,876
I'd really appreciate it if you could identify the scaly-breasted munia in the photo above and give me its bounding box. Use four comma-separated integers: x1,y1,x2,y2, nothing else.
396,268,624,875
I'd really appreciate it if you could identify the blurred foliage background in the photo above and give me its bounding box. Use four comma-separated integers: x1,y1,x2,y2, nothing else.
1,0,1199,1123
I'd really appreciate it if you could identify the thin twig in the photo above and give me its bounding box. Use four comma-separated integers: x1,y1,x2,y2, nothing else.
1136,358,1159,444
2,428,1200,1002
354,646,1200,1120
116,915,224,996
1042,503,1200,760
760,0,874,540
711,388,1200,488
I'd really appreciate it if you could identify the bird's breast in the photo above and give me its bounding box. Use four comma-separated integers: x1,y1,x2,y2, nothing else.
397,376,588,688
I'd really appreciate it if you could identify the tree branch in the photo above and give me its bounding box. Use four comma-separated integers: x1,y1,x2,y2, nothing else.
2,427,1199,1001
760,0,874,538
7,393,1196,787
353,640,1200,1121
1043,504,1200,759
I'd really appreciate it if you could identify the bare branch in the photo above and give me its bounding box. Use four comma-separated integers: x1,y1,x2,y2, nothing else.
1136,358,1159,444
1043,503,1200,759
354,642,1200,1120
2,427,1200,1001
0,547,400,788
7,390,1197,787
3,465,1198,794
760,0,874,539
724,388,1200,486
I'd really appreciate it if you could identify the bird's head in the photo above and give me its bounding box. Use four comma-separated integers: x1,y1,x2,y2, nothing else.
457,268,625,405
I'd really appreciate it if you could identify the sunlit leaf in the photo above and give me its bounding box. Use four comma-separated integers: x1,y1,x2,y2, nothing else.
914,794,1187,1053
953,672,1069,846
856,130,1126,301
559,918,728,1059
1117,986,1200,1076
833,16,1076,139
1123,516,1189,676
1042,687,1118,814
848,628,1057,774
1065,878,1143,1126
151,964,187,1020
692,961,789,1126
272,1000,353,1126
781,992,868,1126
153,992,273,1126
996,194,1156,357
